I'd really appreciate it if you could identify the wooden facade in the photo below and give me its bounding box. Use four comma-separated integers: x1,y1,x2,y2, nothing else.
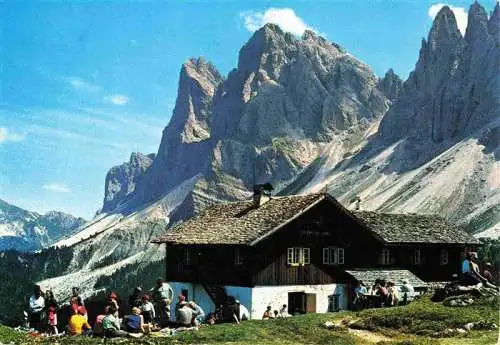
164,198,475,286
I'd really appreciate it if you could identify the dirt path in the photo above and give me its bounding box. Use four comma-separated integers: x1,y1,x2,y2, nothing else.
332,317,392,343
347,328,392,343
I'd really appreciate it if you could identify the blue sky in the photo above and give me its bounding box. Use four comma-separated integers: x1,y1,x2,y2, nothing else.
0,1,495,218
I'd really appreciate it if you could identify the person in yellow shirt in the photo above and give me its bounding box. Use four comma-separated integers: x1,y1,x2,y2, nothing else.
68,306,91,336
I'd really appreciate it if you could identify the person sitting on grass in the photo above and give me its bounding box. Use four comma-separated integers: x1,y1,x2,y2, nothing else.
124,307,145,333
176,301,194,327
93,309,106,337
188,301,205,326
262,306,274,320
461,252,497,289
278,304,290,318
68,306,91,336
103,305,128,338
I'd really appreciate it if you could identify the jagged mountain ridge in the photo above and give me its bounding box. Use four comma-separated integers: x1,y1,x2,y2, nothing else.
286,3,500,238
0,199,85,251
114,23,389,211
39,22,391,301
34,2,498,306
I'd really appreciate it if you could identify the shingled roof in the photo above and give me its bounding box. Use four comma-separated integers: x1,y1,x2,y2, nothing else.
346,269,427,288
351,211,479,245
152,193,479,246
152,193,325,245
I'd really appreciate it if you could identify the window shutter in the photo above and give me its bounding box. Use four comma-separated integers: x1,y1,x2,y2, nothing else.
323,248,329,264
287,248,293,265
338,248,345,264
303,248,310,264
333,248,338,264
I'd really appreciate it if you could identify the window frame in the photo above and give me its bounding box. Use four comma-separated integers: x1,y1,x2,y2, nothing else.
381,249,391,265
287,247,310,266
322,247,345,265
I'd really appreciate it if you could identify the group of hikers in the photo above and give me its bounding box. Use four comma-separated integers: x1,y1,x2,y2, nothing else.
461,252,497,289
352,251,498,310
352,279,415,310
26,278,217,338
261,304,291,319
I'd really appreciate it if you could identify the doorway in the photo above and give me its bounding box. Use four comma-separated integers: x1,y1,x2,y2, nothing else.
288,292,316,314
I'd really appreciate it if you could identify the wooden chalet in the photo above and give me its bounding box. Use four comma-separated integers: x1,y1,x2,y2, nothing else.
152,191,480,319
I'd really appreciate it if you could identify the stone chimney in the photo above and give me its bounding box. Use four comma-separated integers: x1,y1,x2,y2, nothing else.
355,196,362,211
253,183,274,207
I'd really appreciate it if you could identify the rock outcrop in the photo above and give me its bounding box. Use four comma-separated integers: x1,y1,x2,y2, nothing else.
102,152,155,213
378,4,499,144
377,69,402,102
118,24,389,212
287,2,499,237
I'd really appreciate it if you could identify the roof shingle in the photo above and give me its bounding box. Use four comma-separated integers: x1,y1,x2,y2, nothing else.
346,269,427,287
152,193,479,246
152,194,324,245
352,211,479,244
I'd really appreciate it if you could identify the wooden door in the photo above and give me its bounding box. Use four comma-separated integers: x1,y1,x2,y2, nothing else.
305,293,316,313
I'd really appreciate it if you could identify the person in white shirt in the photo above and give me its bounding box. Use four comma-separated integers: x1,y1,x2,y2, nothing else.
278,304,291,318
28,285,45,331
400,279,415,305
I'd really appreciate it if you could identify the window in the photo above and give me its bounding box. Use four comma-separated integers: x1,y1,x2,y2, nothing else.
412,249,421,265
381,249,391,265
287,247,310,266
183,248,191,265
234,247,243,265
323,247,345,265
440,249,449,265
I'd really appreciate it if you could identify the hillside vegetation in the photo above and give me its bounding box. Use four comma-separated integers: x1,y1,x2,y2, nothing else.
1,295,497,345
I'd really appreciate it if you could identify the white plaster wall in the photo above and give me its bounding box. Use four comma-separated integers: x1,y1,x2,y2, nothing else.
168,282,215,320
251,284,347,319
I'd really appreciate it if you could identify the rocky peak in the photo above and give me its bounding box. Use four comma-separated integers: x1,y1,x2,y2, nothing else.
488,1,500,45
465,2,490,43
377,68,402,102
164,57,223,144
378,1,498,144
429,6,463,42
237,23,297,80
102,152,155,213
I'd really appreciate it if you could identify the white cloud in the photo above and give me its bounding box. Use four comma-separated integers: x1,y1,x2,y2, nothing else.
42,183,71,193
105,94,130,106
64,77,102,93
428,4,468,35
0,127,26,144
240,8,319,36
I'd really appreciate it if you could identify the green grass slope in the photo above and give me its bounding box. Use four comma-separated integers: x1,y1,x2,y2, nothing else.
1,295,498,345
